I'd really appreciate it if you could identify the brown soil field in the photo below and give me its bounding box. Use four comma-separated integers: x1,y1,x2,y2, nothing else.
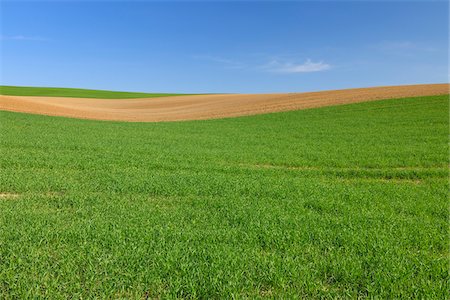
0,83,448,122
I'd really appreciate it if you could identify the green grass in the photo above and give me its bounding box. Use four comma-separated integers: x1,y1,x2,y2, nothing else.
0,85,189,99
0,95,448,298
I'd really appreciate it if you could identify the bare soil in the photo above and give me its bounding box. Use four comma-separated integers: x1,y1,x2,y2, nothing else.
0,83,448,122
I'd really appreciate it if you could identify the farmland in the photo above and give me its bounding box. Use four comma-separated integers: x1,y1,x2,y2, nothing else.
0,86,187,99
0,84,447,122
0,91,448,298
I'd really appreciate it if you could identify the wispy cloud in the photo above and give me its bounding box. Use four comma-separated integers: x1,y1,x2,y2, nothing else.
374,41,438,53
193,54,332,74
264,59,331,73
0,35,48,41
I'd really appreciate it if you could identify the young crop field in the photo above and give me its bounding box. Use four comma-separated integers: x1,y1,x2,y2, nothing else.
0,86,188,99
0,95,448,298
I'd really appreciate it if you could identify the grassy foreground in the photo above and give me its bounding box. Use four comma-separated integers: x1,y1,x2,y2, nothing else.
0,95,448,298
0,85,187,99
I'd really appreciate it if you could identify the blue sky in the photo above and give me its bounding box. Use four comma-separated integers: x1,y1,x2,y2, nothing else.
1,1,448,93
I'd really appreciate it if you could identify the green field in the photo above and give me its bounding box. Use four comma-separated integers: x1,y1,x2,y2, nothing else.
0,85,188,99
0,95,448,298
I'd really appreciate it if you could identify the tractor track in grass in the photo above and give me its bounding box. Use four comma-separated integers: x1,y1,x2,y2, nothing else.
0,83,448,122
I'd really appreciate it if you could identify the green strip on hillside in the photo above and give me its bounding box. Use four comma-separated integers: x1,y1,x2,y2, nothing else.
0,85,190,99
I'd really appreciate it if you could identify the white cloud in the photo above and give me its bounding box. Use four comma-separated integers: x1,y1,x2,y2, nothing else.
266,59,331,73
375,41,437,53
193,55,332,73
0,35,48,41
379,41,416,50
